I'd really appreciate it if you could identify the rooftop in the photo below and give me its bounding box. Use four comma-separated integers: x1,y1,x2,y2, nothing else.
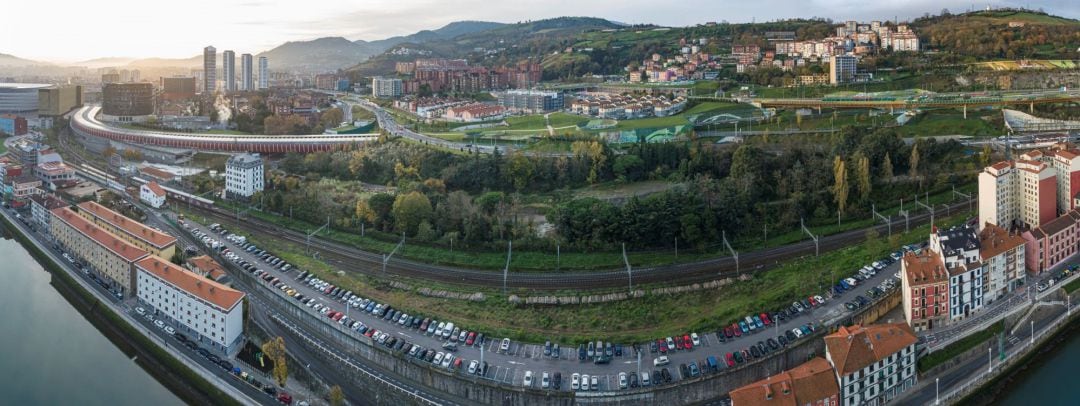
51,207,149,262
143,181,166,197
936,225,980,257
76,201,177,248
902,250,948,287
136,256,244,311
0,83,52,90
824,323,917,376
226,152,263,167
728,357,839,406
978,222,1026,260
1037,209,1080,238
186,255,227,281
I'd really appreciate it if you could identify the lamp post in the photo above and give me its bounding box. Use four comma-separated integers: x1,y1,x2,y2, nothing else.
935,377,940,405
987,347,992,373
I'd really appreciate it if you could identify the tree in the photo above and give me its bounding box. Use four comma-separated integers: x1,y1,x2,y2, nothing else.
329,385,344,406
319,108,345,129
909,143,920,180
882,152,894,180
832,156,849,215
856,153,871,202
507,153,535,191
613,154,645,182
261,336,288,387
392,191,433,236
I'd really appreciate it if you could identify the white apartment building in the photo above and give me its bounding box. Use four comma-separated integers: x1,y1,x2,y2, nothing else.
140,181,166,209
978,158,1056,231
931,225,985,321
135,256,245,353
372,77,403,98
29,193,66,228
978,223,1027,303
825,323,918,406
225,153,264,199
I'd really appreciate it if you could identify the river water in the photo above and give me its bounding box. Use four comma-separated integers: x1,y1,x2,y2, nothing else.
0,230,181,405
996,324,1080,405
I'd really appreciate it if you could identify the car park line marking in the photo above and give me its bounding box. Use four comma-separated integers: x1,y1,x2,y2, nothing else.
507,360,524,365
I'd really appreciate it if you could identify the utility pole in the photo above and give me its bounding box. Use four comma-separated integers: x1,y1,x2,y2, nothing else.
872,204,892,237
503,241,513,294
722,230,738,276
916,197,935,229
622,243,633,294
801,218,820,257
382,232,405,275
953,185,973,213
306,216,330,254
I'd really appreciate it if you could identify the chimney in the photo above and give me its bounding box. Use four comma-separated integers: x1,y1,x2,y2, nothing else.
764,384,774,400
781,381,791,395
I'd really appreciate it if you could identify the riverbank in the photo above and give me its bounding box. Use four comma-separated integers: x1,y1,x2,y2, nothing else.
0,213,241,406
957,309,1080,406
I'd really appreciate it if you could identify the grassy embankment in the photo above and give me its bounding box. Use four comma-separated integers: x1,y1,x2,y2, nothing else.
208,206,973,344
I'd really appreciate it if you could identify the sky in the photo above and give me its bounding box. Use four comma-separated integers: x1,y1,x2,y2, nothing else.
3,0,1076,62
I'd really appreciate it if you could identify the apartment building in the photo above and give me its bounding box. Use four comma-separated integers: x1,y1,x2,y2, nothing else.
931,225,986,321
1022,209,1080,274
28,193,67,228
140,181,166,209
729,357,840,406
825,323,918,406
979,156,1060,231
978,223,1027,302
76,201,177,259
225,153,264,199
49,207,149,298
901,250,949,331
829,55,857,85
135,256,245,353
372,77,403,98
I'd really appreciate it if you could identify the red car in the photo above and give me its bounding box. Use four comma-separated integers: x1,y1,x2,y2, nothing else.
465,332,476,346
364,329,376,337
674,335,683,350
760,313,772,326
332,312,344,321
658,339,668,353
683,334,693,350
724,326,735,338
277,392,292,404
732,323,743,337
725,352,736,367
808,296,818,307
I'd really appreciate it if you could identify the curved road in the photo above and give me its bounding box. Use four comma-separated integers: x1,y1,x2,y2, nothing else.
190,197,974,290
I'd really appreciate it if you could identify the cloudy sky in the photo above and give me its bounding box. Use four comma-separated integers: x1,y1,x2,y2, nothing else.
4,0,1076,62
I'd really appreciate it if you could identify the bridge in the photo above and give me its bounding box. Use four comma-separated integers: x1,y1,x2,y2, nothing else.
70,105,377,154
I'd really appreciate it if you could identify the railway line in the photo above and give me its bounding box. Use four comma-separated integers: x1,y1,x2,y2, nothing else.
187,199,975,291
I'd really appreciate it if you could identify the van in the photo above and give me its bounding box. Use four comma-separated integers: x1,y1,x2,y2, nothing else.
443,323,455,339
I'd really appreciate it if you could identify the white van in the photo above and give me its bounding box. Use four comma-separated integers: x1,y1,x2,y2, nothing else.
442,322,455,339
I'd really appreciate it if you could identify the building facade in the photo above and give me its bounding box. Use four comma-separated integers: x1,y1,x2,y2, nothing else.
0,114,28,135
222,50,236,93
979,153,1065,232
140,181,166,209
258,57,269,90
76,201,177,260
0,83,52,114
225,153,264,199
372,77,403,98
978,223,1027,302
240,53,254,91
29,193,67,228
1022,210,1080,274
496,90,564,113
825,323,918,406
931,225,986,321
102,83,154,121
161,77,197,101
49,207,148,298
37,85,83,117
829,55,857,85
901,250,949,331
135,256,245,353
203,46,217,94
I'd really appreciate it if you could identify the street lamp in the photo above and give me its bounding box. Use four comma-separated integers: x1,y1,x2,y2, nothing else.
987,347,992,373
935,377,940,405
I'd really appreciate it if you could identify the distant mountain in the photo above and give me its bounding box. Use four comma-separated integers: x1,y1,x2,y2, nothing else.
257,21,506,72
0,53,47,67
127,56,202,69
346,17,623,76
70,57,136,69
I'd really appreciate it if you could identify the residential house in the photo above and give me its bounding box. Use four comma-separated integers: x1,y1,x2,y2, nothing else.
825,323,918,406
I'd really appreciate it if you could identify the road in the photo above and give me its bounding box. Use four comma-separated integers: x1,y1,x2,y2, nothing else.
178,215,907,392
0,206,275,406
186,196,973,290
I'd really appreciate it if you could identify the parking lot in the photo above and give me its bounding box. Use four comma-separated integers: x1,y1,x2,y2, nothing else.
179,215,910,393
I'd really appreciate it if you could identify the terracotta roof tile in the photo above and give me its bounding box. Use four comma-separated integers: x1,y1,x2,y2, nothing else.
902,251,948,287
136,256,244,311
729,357,838,406
51,207,149,262
77,201,176,249
824,323,916,376
978,223,1026,261
144,181,166,197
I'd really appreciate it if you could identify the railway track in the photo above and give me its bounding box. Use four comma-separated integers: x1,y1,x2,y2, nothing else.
189,199,974,291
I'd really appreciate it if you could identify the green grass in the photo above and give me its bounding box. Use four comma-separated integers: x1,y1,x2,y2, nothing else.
918,321,1005,373
0,140,7,155
224,207,974,344
1063,277,1080,294
503,113,587,131
894,110,1001,137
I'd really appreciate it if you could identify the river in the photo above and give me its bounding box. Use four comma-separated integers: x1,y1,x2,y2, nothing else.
996,323,1080,406
0,230,181,405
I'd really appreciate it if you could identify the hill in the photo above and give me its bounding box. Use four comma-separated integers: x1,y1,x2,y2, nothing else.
914,9,1080,60
0,53,47,67
257,21,505,71
346,17,623,77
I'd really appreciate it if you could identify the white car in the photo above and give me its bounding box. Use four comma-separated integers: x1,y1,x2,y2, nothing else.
164,326,176,335
618,372,628,389
153,319,165,329
468,360,479,375
571,373,581,390
653,356,670,366
500,338,511,352
792,328,805,338
580,374,589,391
135,307,146,316
541,372,550,389
523,370,533,387
690,333,701,346
590,375,599,391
